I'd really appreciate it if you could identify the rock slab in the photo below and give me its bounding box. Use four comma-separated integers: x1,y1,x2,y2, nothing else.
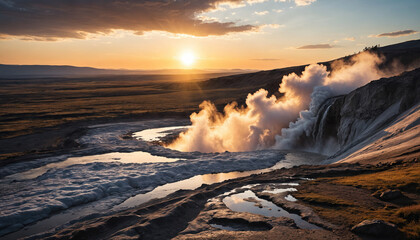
379,189,403,201
351,219,400,237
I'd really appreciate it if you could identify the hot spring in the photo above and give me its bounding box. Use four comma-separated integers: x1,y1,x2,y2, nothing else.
0,119,325,239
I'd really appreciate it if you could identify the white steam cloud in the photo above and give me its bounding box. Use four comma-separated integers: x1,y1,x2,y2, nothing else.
275,52,384,153
168,52,387,154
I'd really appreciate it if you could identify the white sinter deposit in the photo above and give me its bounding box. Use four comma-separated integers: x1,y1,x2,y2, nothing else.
0,119,288,237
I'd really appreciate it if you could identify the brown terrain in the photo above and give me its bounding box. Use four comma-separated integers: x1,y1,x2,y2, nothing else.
43,160,419,240
30,66,420,239
1,40,419,167
0,40,419,239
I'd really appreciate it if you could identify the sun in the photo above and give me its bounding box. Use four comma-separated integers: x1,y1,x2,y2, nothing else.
179,51,196,67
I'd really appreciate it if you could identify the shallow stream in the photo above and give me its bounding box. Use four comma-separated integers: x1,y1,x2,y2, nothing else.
0,119,325,239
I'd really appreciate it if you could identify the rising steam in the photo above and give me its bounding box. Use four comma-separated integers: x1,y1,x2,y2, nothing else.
168,52,388,153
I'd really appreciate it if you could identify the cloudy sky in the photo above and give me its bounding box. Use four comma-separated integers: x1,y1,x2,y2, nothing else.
0,0,419,70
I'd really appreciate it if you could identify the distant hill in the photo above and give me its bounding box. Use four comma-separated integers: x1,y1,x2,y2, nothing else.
200,39,420,95
1,39,418,81
0,64,252,78
0,65,133,78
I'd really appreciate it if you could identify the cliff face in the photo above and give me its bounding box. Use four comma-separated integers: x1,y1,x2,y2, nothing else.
309,68,420,163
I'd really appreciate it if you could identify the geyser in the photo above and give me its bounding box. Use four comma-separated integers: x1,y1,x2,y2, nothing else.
168,52,391,154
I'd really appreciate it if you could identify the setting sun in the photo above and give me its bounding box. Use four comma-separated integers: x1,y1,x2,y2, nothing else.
179,51,196,67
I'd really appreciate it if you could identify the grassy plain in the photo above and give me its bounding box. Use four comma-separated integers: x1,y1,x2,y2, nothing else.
0,72,263,164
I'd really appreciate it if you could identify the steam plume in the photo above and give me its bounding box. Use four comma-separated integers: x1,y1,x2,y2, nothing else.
169,52,387,153
275,52,384,153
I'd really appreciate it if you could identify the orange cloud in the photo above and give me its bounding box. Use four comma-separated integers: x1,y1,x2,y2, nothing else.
0,0,257,40
370,30,418,38
297,44,334,49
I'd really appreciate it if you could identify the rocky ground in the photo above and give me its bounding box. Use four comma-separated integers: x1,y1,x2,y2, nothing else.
40,158,419,240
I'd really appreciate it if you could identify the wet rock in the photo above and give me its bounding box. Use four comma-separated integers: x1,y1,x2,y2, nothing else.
351,219,400,237
380,189,403,200
208,218,273,231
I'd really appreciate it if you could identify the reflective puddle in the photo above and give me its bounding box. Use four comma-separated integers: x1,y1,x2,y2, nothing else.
222,190,321,230
114,169,268,211
132,125,190,141
113,153,322,211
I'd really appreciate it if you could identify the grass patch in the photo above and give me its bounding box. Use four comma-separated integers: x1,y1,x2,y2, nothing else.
0,74,254,139
398,204,420,221
295,188,406,227
397,205,420,239
400,221,420,240
330,162,420,193
293,192,353,207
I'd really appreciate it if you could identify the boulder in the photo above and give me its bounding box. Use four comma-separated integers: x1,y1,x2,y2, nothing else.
351,219,400,237
380,189,403,201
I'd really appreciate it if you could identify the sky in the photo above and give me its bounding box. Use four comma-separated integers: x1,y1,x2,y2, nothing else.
0,0,419,70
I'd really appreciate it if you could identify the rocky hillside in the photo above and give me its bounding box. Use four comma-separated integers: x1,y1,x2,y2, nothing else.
200,39,420,98
304,68,420,163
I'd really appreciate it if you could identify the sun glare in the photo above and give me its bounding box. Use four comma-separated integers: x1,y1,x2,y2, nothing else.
179,51,196,67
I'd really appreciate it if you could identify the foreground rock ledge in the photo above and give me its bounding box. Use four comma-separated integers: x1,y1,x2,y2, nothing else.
351,219,401,237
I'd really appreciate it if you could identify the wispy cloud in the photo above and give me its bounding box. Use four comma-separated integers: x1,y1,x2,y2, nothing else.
275,0,316,6
295,0,316,6
297,44,334,49
216,1,246,10
370,30,418,38
262,24,283,29
247,0,269,4
344,37,355,41
273,9,283,13
254,11,269,15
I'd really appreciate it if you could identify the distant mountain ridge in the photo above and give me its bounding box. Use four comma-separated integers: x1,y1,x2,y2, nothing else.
0,64,129,78
200,39,420,94
2,39,418,79
0,64,252,78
